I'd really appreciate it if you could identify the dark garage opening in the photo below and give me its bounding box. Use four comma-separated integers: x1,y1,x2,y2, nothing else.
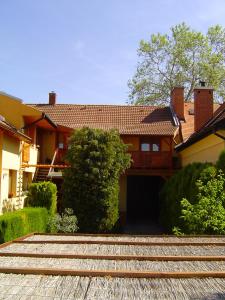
127,175,164,223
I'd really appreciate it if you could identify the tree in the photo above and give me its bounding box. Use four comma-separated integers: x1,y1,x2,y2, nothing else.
176,167,225,234
62,127,131,232
128,23,225,105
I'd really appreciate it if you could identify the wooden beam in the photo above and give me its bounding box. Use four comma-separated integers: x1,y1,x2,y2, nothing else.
1,252,225,262
21,164,69,168
34,232,225,238
13,240,225,246
0,267,225,278
0,232,35,250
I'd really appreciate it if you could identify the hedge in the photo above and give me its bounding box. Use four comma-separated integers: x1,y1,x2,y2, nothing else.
25,181,57,215
0,207,48,243
159,162,211,231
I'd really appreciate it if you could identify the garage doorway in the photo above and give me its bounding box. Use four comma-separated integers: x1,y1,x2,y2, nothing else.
126,175,164,223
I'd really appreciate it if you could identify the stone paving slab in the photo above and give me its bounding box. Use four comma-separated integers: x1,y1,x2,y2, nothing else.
0,274,225,299
0,256,225,272
2,242,225,256
26,234,225,243
1,234,225,298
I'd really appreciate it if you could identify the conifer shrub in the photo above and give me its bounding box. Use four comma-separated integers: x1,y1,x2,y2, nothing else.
62,127,131,232
160,162,211,231
0,207,48,242
25,181,57,215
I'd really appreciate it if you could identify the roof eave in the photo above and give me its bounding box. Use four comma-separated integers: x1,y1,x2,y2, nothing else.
0,124,31,143
176,120,225,152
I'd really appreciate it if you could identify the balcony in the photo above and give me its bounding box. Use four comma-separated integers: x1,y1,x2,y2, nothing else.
129,151,172,169
55,148,67,164
47,148,68,179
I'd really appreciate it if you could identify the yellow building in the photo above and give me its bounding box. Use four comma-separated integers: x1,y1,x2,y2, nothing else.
175,84,225,166
0,92,58,213
177,130,225,166
0,114,31,212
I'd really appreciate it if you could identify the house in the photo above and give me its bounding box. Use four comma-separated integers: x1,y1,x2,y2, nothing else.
175,84,225,166
0,92,58,213
0,113,31,212
1,85,215,224
27,92,181,224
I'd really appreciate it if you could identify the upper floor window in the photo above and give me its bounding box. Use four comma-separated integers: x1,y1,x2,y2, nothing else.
152,143,160,152
141,143,150,151
140,137,160,152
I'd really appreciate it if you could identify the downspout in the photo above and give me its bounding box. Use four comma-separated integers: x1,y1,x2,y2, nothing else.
18,141,23,208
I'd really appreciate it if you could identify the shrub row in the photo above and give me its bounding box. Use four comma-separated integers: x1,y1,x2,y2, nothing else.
159,162,211,231
0,207,48,243
160,150,225,234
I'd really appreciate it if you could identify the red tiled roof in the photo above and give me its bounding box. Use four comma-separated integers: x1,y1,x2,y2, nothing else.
177,103,223,151
180,102,220,141
28,104,178,136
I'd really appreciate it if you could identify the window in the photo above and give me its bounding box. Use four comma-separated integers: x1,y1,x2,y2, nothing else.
152,143,160,152
140,138,161,152
8,170,17,198
141,143,150,151
22,172,32,191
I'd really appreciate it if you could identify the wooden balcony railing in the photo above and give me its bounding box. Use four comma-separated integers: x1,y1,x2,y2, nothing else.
129,151,172,169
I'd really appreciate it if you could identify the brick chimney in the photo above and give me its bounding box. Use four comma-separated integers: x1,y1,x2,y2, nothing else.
171,87,184,120
49,91,56,105
194,82,213,132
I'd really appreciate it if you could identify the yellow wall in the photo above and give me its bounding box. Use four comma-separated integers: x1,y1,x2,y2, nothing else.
0,92,41,129
1,135,20,202
179,131,225,166
1,169,10,201
2,135,20,170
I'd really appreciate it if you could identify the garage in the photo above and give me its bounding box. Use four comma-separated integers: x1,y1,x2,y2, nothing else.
126,175,164,223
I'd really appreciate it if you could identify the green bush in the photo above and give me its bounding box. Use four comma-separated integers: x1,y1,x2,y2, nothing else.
176,167,225,234
159,162,211,231
63,127,131,232
0,207,48,243
47,208,79,233
25,181,57,215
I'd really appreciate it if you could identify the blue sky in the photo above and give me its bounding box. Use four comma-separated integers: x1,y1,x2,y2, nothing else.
1,0,225,104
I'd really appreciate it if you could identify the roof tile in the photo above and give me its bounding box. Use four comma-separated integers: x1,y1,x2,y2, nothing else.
29,104,177,136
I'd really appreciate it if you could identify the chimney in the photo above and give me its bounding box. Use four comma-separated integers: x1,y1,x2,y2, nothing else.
194,82,213,132
171,87,184,120
49,91,56,105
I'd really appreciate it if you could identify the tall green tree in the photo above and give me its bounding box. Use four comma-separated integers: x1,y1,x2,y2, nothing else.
62,127,131,233
129,23,225,105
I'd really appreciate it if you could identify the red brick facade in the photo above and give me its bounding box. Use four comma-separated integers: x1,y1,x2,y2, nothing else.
194,87,213,132
171,87,184,120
